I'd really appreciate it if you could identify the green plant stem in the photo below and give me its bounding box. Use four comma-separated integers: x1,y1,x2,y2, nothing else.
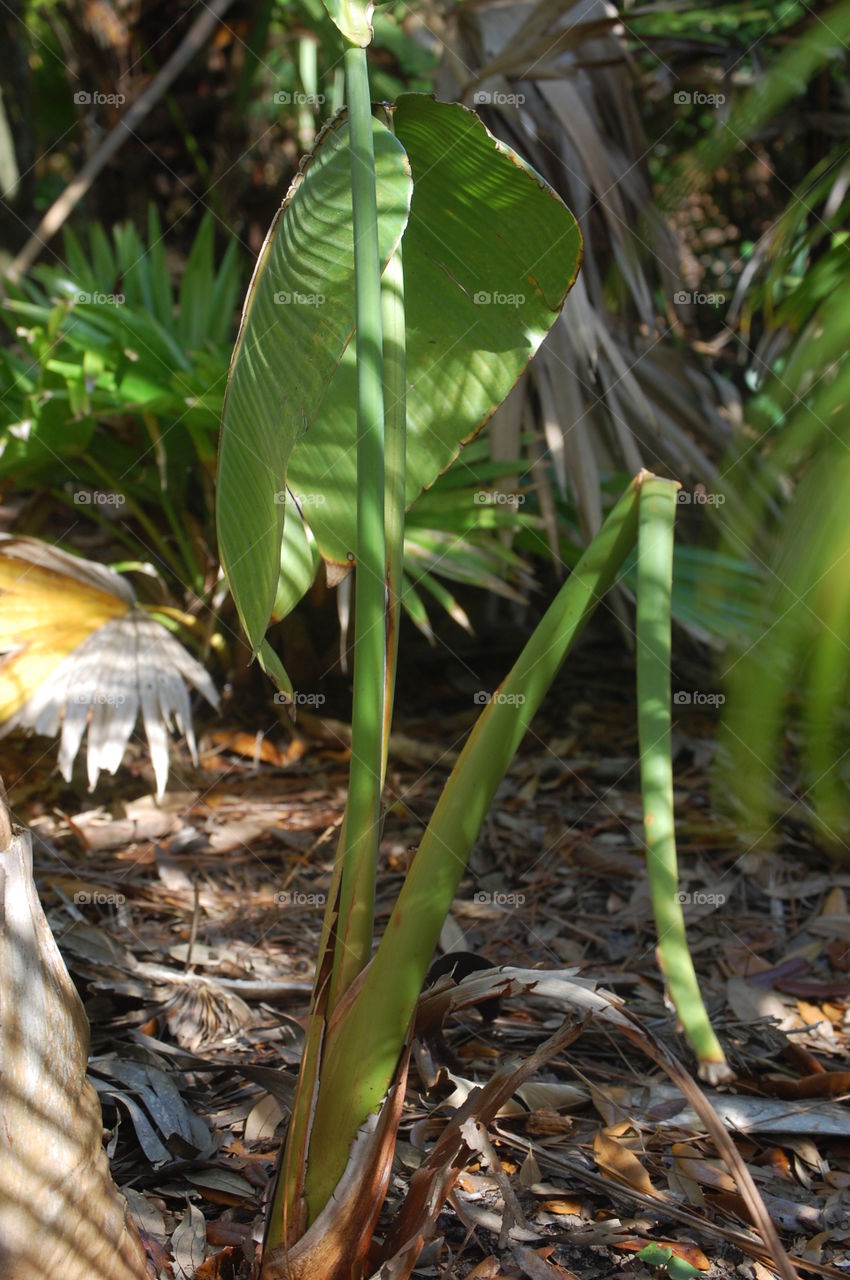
379,232,406,776
328,44,387,1011
297,36,319,150
269,238,404,1247
162,493,205,594
302,471,648,1217
635,477,729,1080
331,65,346,113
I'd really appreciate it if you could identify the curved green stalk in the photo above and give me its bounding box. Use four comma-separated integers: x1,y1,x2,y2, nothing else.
327,43,387,1009
636,477,729,1080
806,592,850,844
302,472,647,1217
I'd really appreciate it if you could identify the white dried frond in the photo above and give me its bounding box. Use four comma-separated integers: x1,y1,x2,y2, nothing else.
8,612,219,798
0,537,219,798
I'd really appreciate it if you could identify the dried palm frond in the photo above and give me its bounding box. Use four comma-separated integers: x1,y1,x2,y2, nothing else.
162,981,254,1053
0,536,218,797
434,0,735,539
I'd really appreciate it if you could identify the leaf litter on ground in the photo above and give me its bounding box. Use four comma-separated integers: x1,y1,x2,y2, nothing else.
4,639,849,1278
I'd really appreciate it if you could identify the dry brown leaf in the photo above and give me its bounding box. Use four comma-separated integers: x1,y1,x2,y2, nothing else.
727,975,798,1029
537,1199,584,1216
519,1150,542,1189
754,1147,794,1181
515,1081,587,1111
375,1001,588,1279
194,1247,236,1279
796,1000,831,1027
465,1257,503,1280
207,730,288,766
245,1092,286,1142
593,1130,659,1197
666,1163,706,1210
172,1204,207,1279
591,1085,635,1127
513,1242,582,1280
821,888,847,916
671,1144,737,1193
525,1108,575,1136
765,1071,850,1099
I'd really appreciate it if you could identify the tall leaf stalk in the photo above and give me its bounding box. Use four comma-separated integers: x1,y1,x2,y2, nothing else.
267,35,405,1248
636,479,730,1081
329,44,389,1010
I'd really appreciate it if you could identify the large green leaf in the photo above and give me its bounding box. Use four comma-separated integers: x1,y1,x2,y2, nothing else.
320,0,373,46
272,495,322,621
216,114,412,649
285,94,582,573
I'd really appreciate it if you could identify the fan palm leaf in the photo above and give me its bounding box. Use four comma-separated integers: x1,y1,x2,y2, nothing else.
0,537,218,796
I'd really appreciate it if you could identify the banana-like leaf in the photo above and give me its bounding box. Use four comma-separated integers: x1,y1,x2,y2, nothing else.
216,114,412,650
284,94,582,581
272,494,322,621
320,0,374,46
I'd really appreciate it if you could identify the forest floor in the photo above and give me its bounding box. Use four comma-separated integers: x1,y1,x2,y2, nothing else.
4,629,850,1280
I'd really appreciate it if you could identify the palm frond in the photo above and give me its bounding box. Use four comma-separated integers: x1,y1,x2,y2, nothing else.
438,0,730,540
0,537,218,797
